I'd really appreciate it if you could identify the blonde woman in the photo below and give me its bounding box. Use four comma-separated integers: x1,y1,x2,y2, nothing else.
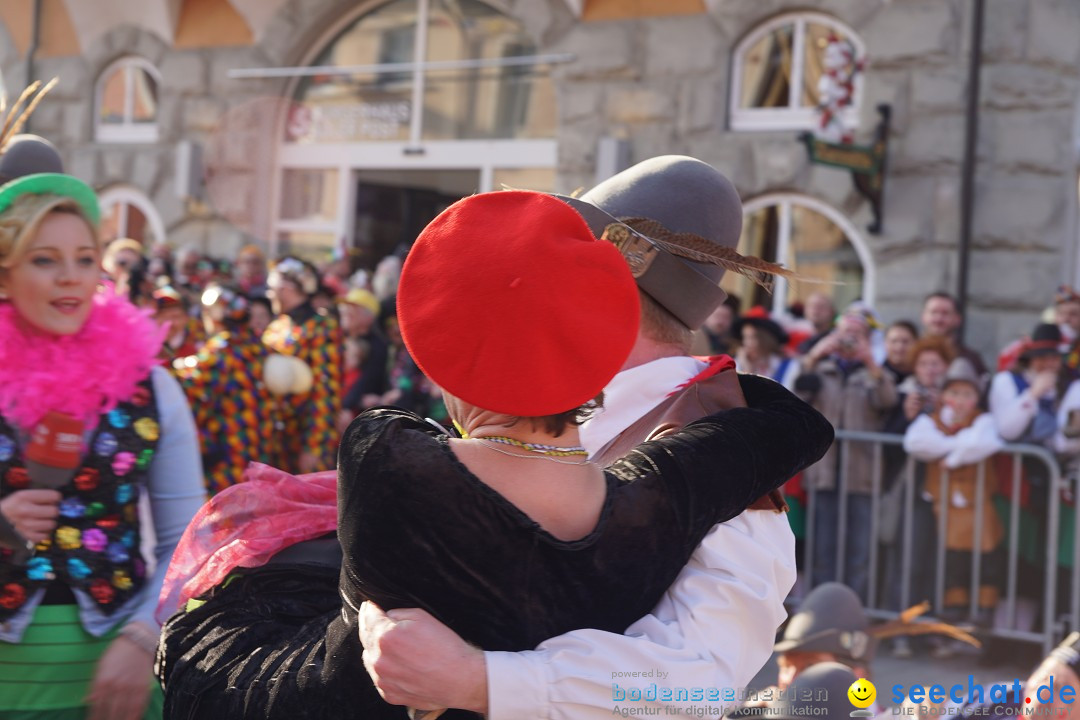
0,173,204,719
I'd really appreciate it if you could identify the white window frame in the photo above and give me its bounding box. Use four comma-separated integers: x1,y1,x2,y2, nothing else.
742,192,875,314
271,0,557,257
730,12,866,132
98,185,167,246
94,56,162,144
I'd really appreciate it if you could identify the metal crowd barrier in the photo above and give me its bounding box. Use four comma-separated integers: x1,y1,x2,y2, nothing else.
805,429,1066,654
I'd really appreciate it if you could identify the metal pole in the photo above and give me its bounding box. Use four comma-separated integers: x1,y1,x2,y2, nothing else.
971,462,986,618
837,440,850,585
956,0,985,341
936,469,949,615
1072,469,1080,635
901,458,914,610
1045,455,1062,655
23,0,42,133
806,485,816,594
869,442,882,609
408,0,431,150
1007,456,1021,628
227,53,577,80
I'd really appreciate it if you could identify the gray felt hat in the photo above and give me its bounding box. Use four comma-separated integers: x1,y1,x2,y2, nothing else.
773,582,875,665
556,155,744,330
942,357,985,394
0,134,64,184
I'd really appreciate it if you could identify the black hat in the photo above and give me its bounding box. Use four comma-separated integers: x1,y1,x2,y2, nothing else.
942,357,985,394
0,134,63,184
0,79,60,183
766,662,862,720
556,156,745,330
1022,323,1063,360
774,583,875,666
733,307,789,346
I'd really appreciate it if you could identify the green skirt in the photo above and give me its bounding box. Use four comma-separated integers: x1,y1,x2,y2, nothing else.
0,604,163,719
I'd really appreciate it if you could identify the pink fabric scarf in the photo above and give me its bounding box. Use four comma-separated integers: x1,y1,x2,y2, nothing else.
157,463,338,621
0,285,166,431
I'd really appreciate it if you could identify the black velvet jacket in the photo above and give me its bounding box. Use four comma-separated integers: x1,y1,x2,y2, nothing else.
158,375,833,719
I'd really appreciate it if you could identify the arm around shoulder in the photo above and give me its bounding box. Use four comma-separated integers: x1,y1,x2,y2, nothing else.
680,374,833,514
487,511,795,720
606,375,830,561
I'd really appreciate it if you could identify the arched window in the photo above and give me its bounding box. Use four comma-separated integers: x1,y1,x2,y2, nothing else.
288,0,556,143
723,193,874,314
270,0,559,264
730,12,865,132
95,57,161,143
98,186,166,246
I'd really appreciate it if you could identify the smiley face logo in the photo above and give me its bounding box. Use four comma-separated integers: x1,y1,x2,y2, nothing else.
848,678,876,710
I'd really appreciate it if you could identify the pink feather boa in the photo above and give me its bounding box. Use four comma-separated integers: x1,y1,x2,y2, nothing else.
0,286,166,430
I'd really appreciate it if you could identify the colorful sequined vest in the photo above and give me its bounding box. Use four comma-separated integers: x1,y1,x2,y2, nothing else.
0,379,159,619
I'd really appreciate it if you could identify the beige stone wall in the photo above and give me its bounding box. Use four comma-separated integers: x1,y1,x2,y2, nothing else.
2,0,1078,361
526,0,1080,361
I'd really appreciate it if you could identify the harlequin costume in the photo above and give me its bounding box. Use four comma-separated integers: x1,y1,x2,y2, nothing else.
173,288,284,495
262,261,342,473
0,172,206,718
176,316,206,358
155,286,206,361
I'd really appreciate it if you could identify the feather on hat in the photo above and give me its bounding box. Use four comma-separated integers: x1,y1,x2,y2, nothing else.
0,79,57,154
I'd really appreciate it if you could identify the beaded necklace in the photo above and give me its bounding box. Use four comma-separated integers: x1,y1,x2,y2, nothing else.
476,439,589,466
479,435,588,457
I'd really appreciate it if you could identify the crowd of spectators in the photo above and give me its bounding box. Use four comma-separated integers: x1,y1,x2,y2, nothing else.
703,287,1080,659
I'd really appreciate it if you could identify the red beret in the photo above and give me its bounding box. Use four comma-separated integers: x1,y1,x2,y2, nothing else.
398,191,640,417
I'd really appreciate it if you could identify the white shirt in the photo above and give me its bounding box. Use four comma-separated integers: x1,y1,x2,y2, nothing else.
989,370,1044,442
904,412,1004,468
485,357,797,719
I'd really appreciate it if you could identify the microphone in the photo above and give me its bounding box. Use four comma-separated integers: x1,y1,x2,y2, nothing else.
0,412,82,565
25,411,83,489
0,414,81,565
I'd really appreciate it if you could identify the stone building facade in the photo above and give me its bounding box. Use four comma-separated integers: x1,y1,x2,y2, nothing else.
1,0,1078,359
